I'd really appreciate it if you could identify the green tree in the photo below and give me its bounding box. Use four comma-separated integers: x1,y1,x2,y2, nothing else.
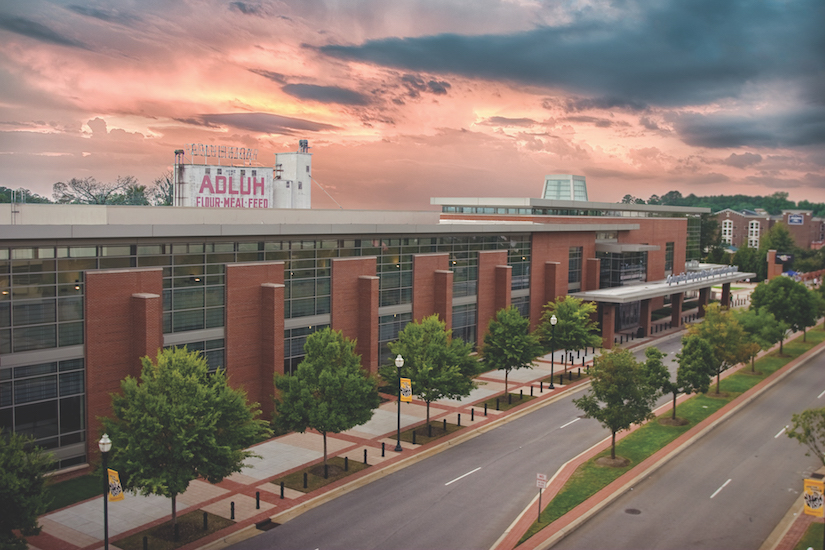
481,307,543,395
536,296,602,355
733,307,788,370
102,347,271,526
275,328,380,466
380,315,478,426
756,223,797,278
687,303,751,393
0,430,53,549
0,186,51,204
751,276,820,350
787,408,825,466
573,348,658,460
731,246,760,277
649,336,716,421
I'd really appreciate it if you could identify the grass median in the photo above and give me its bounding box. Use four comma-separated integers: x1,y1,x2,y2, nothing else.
519,326,825,545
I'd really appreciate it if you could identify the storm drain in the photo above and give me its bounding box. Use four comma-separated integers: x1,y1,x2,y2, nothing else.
256,519,280,531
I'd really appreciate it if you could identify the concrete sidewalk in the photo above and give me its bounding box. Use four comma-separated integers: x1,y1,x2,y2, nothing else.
27,343,617,550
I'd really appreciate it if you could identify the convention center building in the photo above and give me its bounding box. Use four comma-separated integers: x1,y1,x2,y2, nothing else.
1,165,750,474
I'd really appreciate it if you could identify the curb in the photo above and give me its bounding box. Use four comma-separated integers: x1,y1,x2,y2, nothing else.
507,334,825,550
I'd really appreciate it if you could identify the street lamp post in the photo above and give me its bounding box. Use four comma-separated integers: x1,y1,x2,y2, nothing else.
549,315,557,389
98,434,112,550
395,354,404,452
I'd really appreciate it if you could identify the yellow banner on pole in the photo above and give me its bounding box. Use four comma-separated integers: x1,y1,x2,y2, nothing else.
803,478,824,517
108,468,125,502
400,378,412,402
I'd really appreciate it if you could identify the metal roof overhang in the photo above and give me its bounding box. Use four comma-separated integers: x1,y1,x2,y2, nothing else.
570,271,757,304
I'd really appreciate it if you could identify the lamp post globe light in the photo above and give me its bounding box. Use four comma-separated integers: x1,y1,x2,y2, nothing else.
98,433,112,550
549,315,557,389
395,354,404,452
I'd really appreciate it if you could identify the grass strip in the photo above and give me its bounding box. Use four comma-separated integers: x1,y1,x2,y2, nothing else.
399,420,464,445
45,474,100,512
270,455,370,493
114,510,234,550
793,520,823,550
477,392,538,412
518,326,825,544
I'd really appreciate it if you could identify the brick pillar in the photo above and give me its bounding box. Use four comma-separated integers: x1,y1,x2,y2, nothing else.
261,283,285,418
434,270,453,328
85,268,163,462
412,253,449,322
225,262,285,419
671,292,684,328
639,299,652,337
495,265,512,313
600,303,616,349
477,250,509,348
584,258,600,291
331,257,378,372
358,276,380,373
721,283,731,308
767,250,783,280
698,287,710,317
534,261,560,331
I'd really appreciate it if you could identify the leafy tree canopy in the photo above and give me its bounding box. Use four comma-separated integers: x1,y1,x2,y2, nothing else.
0,430,53,550
275,328,380,465
751,276,821,347
481,307,543,395
788,408,825,466
0,186,51,204
687,303,752,393
102,347,271,525
536,296,602,354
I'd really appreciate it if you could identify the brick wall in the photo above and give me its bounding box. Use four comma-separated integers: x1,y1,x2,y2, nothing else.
477,250,509,347
331,257,378,372
412,253,449,322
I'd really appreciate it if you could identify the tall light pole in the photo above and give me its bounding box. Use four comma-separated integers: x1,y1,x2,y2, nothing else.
549,315,557,389
98,434,112,550
395,354,404,452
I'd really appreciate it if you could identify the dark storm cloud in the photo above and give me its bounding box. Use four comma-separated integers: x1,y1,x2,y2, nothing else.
199,113,337,134
319,0,823,108
722,152,763,168
0,15,90,49
249,69,287,84
400,74,451,98
66,5,140,25
561,97,648,113
282,84,372,106
563,115,614,128
673,109,825,148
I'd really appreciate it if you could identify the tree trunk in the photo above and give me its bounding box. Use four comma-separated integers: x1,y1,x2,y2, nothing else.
426,400,430,425
780,337,784,355
804,327,807,342
504,369,509,395
322,431,327,466
751,355,755,372
672,391,677,420
172,494,177,526
611,431,616,460
716,370,721,394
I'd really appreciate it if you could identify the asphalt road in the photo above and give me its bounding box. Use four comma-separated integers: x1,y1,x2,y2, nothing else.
228,336,685,550
553,346,825,550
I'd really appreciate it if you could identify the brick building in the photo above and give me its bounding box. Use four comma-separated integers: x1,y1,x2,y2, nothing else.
2,193,743,475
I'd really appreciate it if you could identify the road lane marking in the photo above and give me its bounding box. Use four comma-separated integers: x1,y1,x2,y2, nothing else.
710,479,731,499
560,418,581,429
445,467,481,486
775,427,787,438
818,388,825,398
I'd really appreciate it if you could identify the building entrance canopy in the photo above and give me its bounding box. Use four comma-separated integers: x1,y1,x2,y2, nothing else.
570,267,756,304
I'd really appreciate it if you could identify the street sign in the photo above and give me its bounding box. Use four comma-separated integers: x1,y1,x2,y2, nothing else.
536,473,547,489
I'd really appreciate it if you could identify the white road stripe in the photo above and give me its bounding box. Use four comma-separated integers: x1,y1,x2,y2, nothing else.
560,418,581,429
710,479,731,499
775,427,787,438
818,388,825,398
445,467,482,486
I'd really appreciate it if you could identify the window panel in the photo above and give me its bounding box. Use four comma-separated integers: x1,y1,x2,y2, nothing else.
59,396,84,433
15,401,58,440
58,297,83,321
173,310,204,332
13,325,56,351
14,376,58,404
58,322,83,347
205,307,224,328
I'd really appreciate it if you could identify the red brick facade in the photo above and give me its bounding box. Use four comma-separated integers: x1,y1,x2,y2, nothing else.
477,251,510,347
412,253,450,322
331,257,379,373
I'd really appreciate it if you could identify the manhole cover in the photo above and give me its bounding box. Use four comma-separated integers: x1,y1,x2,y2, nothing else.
625,508,642,515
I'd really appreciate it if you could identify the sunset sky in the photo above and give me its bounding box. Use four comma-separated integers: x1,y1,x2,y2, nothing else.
1,0,823,210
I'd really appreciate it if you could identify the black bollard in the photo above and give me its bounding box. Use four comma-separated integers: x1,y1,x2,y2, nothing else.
578,349,581,358
231,501,235,520
496,398,500,410
443,418,447,432
382,442,385,457
540,381,543,392
559,374,563,386
256,490,260,509
531,385,533,397
203,511,208,531
458,413,461,426
413,430,417,445
471,408,475,421
324,464,328,479
303,472,308,489
520,389,523,400
484,402,488,416
568,370,572,381
345,456,349,471
364,448,368,464
280,481,285,499
578,367,581,378
508,393,512,405
143,536,148,550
